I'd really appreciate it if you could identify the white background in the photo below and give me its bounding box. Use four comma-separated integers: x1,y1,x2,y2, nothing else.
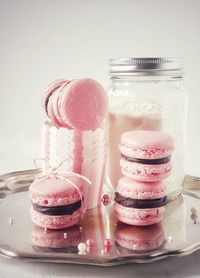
0,0,200,176
1,0,200,277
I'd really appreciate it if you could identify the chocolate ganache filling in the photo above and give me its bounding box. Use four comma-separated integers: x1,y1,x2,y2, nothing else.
121,154,171,165
32,199,82,216
115,192,167,209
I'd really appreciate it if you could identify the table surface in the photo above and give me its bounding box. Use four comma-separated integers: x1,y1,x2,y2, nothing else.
0,252,200,278
0,155,200,278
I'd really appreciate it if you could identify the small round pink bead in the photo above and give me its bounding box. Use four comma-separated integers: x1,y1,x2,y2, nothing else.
104,238,112,247
104,246,111,254
102,194,109,205
86,239,95,247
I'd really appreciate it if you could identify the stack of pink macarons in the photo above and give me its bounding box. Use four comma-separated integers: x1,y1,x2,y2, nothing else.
114,130,174,226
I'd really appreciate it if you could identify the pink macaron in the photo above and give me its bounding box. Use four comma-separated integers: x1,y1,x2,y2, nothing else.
32,225,82,253
43,79,70,127
58,78,108,130
114,203,165,226
114,177,166,226
42,79,68,116
119,130,174,182
47,83,69,127
29,176,84,229
115,222,165,253
51,82,71,127
117,176,166,200
42,78,108,130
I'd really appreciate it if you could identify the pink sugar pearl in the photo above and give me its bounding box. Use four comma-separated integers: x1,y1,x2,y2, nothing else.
104,245,112,254
104,238,112,247
86,239,95,247
102,194,109,205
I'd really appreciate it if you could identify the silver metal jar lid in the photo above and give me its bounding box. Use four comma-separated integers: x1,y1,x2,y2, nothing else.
109,57,184,78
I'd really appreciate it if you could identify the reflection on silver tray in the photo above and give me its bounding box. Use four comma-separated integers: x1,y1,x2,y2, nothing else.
0,170,200,266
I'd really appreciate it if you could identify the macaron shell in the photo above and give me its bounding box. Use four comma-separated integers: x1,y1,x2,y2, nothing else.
52,81,71,127
47,93,64,127
50,85,69,127
42,79,68,113
120,130,174,159
115,223,164,251
31,206,82,229
29,177,84,207
117,177,166,199
59,78,108,130
120,158,172,182
114,203,165,226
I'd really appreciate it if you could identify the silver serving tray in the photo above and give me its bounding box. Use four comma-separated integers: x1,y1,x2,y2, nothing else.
0,170,200,266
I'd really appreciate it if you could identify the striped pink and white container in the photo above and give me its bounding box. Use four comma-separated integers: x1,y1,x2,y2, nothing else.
41,121,107,210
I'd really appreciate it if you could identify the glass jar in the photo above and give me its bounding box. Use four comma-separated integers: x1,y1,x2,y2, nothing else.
107,57,188,199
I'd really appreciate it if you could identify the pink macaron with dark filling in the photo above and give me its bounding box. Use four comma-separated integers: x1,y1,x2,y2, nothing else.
29,176,84,229
114,177,167,226
42,79,68,116
119,130,174,182
42,78,108,130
